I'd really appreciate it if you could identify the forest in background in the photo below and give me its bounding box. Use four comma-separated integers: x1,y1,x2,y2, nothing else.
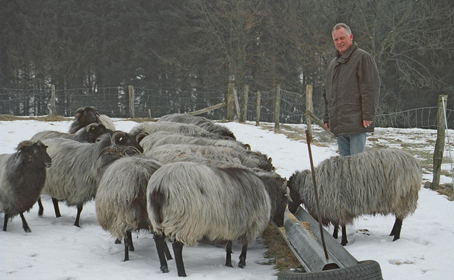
2,0,454,115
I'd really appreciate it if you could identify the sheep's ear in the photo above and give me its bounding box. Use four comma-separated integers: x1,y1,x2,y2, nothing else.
15,149,22,158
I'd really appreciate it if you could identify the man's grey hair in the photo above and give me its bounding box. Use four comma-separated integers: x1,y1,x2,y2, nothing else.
332,23,352,36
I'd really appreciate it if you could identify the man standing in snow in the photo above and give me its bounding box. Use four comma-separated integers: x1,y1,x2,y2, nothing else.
323,23,380,156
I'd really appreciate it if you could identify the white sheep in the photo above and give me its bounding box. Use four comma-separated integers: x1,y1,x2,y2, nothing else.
287,149,422,245
147,162,288,276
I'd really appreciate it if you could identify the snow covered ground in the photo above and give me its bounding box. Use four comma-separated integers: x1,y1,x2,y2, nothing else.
1,119,453,280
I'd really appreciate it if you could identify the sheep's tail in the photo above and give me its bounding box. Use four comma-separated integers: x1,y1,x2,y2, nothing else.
148,186,166,235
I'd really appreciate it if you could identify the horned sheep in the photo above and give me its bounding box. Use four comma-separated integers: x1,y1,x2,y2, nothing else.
31,123,111,143
96,155,173,262
147,161,288,276
158,113,236,140
39,132,142,227
129,121,230,141
0,141,52,232
68,106,116,134
139,131,249,152
145,144,274,172
287,149,422,246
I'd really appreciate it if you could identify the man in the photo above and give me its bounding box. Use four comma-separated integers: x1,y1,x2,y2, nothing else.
323,23,380,156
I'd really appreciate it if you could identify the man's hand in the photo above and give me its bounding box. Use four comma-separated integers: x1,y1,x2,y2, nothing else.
324,123,330,130
363,120,373,128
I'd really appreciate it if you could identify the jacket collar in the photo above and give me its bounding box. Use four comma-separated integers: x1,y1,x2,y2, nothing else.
336,42,358,63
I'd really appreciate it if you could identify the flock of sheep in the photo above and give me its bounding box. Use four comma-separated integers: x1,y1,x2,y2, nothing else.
0,106,423,277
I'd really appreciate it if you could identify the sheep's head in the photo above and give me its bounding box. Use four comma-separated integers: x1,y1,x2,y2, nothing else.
82,123,111,143
111,131,144,153
287,170,309,214
272,177,290,227
16,140,52,169
74,106,100,124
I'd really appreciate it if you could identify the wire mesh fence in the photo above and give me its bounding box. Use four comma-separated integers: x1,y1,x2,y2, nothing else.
1,86,453,129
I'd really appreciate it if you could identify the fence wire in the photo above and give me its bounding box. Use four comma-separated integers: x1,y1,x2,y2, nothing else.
1,86,453,129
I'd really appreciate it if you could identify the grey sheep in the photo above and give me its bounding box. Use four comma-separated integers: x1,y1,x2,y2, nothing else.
145,144,274,171
31,123,112,143
96,155,172,262
287,149,422,246
129,121,230,141
139,131,249,153
0,141,52,232
68,106,116,133
39,132,142,227
147,161,288,276
158,113,236,140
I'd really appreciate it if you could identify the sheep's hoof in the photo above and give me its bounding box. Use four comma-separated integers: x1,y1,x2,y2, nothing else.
238,258,246,268
115,239,121,244
225,261,233,267
161,266,169,273
24,228,32,233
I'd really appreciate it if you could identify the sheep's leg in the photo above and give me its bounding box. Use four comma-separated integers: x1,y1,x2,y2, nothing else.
341,225,348,246
20,213,31,233
172,241,187,277
37,197,44,216
238,242,248,268
333,222,339,239
153,234,169,273
3,213,9,232
127,230,135,251
390,218,403,241
225,240,233,267
164,241,173,260
74,205,83,227
123,236,131,261
52,198,61,218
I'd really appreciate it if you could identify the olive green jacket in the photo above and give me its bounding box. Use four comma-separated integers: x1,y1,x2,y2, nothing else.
323,43,380,136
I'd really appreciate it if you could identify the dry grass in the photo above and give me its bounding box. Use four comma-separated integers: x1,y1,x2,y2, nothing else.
261,223,304,272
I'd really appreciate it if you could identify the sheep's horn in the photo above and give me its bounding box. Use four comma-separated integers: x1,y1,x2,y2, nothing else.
85,123,99,132
136,132,148,144
286,187,293,203
111,131,126,146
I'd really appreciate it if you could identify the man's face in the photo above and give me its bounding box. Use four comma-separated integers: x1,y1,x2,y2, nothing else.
332,27,353,55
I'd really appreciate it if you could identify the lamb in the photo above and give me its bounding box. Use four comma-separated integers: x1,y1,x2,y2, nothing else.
145,144,274,171
96,155,172,262
139,131,249,152
287,149,422,246
39,132,142,227
68,106,116,133
0,141,52,232
147,162,288,276
158,113,236,140
129,121,230,141
31,123,112,143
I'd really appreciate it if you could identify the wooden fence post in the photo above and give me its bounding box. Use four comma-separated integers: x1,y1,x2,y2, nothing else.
50,85,57,116
240,85,249,123
274,84,281,130
431,94,448,189
305,84,313,141
256,90,261,126
128,85,135,119
227,83,235,121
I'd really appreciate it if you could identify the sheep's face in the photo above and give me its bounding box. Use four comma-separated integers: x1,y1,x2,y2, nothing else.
113,132,144,153
272,179,289,227
287,173,303,214
17,141,52,169
75,107,99,125
85,124,111,143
